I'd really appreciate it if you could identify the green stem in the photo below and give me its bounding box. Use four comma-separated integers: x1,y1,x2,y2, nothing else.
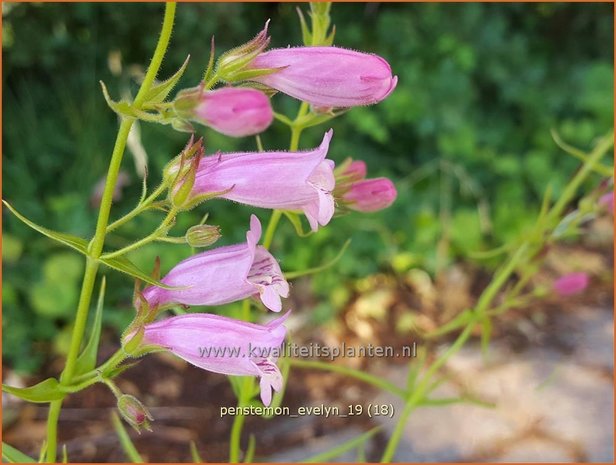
290,359,406,398
229,300,253,463
106,183,167,233
380,132,613,462
101,207,177,259
44,4,176,461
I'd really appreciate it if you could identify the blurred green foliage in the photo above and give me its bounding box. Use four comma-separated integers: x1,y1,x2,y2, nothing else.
3,3,613,373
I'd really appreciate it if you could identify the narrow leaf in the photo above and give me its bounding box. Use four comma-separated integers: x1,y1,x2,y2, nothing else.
300,426,381,463
144,55,190,105
2,443,36,463
203,37,216,84
2,378,64,403
74,277,106,376
2,201,88,254
111,412,144,463
296,7,312,46
99,255,180,289
424,308,474,339
285,239,351,280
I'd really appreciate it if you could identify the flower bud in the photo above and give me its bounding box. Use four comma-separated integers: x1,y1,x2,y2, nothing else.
185,224,222,248
342,178,397,212
553,272,589,296
117,394,153,433
174,86,273,137
247,46,397,108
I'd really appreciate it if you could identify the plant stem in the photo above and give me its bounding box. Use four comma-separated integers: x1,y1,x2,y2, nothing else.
380,132,613,462
106,183,167,233
101,207,177,259
44,4,176,461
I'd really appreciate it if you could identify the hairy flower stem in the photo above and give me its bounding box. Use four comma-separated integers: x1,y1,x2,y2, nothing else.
44,4,176,461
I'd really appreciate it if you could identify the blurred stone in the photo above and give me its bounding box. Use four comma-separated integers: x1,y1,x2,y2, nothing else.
371,307,613,462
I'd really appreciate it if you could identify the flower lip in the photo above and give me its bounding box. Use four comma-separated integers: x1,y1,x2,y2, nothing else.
142,311,290,406
140,215,288,312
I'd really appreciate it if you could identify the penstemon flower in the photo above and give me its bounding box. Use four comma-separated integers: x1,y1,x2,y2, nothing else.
142,311,289,406
187,130,336,231
246,47,398,108
334,158,397,212
553,272,589,296
141,215,289,312
174,86,273,137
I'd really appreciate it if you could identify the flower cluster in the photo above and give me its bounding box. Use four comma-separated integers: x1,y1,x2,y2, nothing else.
129,20,398,407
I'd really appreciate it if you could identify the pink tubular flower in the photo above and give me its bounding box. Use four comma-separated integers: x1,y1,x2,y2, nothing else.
553,272,589,296
143,312,288,406
142,215,289,312
189,130,335,231
343,178,397,212
247,47,398,108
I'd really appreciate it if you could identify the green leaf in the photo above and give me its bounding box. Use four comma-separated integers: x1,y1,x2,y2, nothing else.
2,378,65,403
296,7,312,46
74,277,106,376
2,200,88,254
110,412,144,463
99,255,179,289
144,55,190,105
2,442,36,463
300,426,381,463
285,239,351,280
100,81,137,119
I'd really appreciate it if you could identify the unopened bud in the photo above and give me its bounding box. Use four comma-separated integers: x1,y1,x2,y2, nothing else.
216,22,272,82
186,224,222,248
117,395,153,433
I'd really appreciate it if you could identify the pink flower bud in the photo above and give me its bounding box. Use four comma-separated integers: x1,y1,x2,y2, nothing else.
143,312,289,406
553,272,589,296
195,88,273,137
343,160,368,181
342,178,397,212
247,46,398,108
174,87,273,137
142,215,289,312
186,130,335,231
